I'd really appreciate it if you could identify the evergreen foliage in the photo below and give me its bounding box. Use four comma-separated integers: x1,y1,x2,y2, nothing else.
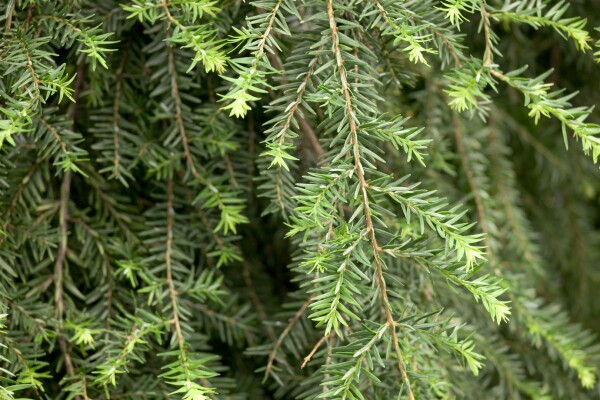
1,0,599,398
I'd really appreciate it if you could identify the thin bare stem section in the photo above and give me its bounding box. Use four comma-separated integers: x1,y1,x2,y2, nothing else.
112,50,127,179
325,1,414,398
165,179,185,351
165,33,199,178
55,171,72,319
264,295,313,381
301,333,334,369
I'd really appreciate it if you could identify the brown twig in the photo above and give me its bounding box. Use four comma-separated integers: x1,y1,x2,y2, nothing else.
256,0,284,60
34,115,68,152
165,33,199,178
54,171,71,319
165,179,185,351
266,46,326,159
301,333,334,369
82,373,90,400
322,336,335,394
269,50,326,158
112,45,128,180
4,0,15,32
263,295,313,381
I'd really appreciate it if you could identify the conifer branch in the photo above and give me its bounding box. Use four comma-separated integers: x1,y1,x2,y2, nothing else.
326,1,414,397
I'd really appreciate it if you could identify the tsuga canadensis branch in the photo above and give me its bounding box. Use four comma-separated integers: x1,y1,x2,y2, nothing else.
326,1,414,398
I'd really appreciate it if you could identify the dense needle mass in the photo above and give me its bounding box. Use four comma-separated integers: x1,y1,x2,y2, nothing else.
0,0,600,399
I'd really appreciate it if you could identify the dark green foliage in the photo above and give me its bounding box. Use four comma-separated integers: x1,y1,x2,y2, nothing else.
1,0,600,399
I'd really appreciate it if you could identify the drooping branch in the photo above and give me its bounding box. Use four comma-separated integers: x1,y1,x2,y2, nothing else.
325,1,414,398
